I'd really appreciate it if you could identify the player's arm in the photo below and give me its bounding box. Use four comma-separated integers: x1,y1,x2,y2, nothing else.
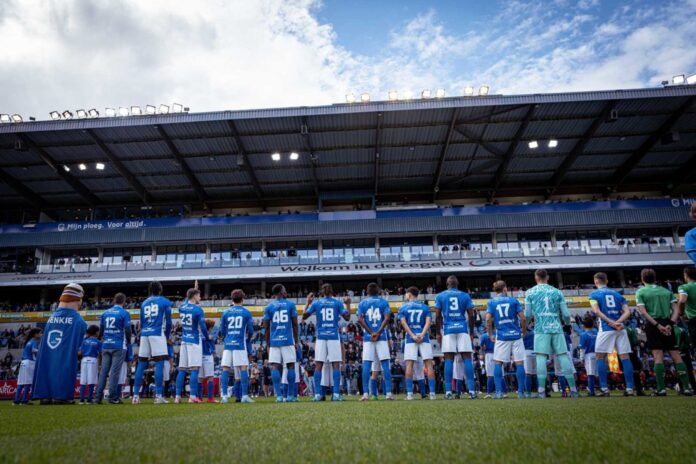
616,303,630,327
292,314,299,346
246,313,254,341
678,287,688,317
375,307,391,337
518,308,527,338
590,299,617,328
99,315,106,342
164,302,173,338
357,309,373,336
670,298,680,324
302,294,315,321
421,314,432,339
559,294,570,325
485,312,494,339
124,312,133,342
636,301,668,334
342,297,351,321
467,308,476,337
263,307,271,346
198,312,210,340
433,297,443,338
220,314,227,340
524,297,533,325
399,315,417,341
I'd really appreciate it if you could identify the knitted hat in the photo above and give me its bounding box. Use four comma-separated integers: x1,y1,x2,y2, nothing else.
59,283,84,303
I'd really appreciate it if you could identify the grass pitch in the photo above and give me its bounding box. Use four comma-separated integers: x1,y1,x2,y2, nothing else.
1,395,695,463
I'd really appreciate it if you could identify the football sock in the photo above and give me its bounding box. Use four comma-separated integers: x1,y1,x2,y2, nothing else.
597,358,608,390
221,371,230,397
133,361,148,397
406,378,414,394
240,370,249,398
361,361,371,395
154,361,164,397
287,368,296,397
381,360,392,394
189,370,199,398
175,370,186,397
536,354,548,392
655,363,665,392
486,377,495,394
272,368,282,398
676,362,690,392
515,364,526,395
494,364,504,395
464,358,475,393
620,359,635,390
444,359,453,393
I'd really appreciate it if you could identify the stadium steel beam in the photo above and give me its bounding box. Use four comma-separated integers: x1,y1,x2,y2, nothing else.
154,125,209,206
83,129,152,205
16,133,101,207
488,104,536,202
432,109,459,200
545,100,616,199
452,126,505,158
373,113,382,199
300,116,320,198
0,167,46,209
608,96,695,192
225,120,264,201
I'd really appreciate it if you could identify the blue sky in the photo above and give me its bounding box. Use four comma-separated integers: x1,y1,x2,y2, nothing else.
1,0,695,118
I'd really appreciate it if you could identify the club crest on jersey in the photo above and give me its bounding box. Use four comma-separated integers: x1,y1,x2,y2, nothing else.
47,330,63,349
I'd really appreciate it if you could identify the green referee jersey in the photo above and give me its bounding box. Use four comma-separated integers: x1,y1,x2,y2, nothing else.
678,281,696,320
635,284,675,320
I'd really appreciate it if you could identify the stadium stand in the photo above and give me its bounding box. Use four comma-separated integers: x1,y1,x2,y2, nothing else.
1,86,696,401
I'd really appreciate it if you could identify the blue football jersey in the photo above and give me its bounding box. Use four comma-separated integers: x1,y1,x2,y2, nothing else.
100,305,131,350
80,337,101,358
487,295,523,341
435,289,474,335
479,332,495,353
263,299,298,347
221,305,254,350
579,328,597,354
140,295,172,337
305,297,348,340
589,288,627,332
685,226,696,265
178,302,208,344
398,301,431,344
357,296,391,341
21,339,39,361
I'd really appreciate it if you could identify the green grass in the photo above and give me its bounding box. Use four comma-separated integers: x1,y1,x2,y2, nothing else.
1,395,695,463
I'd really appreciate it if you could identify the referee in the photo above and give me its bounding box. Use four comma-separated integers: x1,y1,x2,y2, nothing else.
635,268,692,396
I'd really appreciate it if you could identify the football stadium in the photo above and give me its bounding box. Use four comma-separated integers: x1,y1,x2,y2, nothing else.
2,2,696,463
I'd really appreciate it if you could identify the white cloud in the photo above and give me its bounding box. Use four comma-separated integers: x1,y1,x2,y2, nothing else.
1,0,695,119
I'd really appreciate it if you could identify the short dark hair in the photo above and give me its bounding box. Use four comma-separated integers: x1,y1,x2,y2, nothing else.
149,281,162,296
582,316,595,328
535,269,548,280
86,325,100,336
641,268,656,284
593,272,608,284
366,282,380,296
26,328,42,340
186,288,200,300
406,286,419,297
684,267,696,281
231,289,245,303
271,284,285,296
446,275,458,289
493,280,506,293
114,293,126,305
320,283,333,297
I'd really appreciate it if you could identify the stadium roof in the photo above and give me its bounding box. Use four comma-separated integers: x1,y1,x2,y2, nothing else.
1,86,696,212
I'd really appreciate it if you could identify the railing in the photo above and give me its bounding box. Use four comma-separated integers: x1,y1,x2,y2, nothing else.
34,244,686,275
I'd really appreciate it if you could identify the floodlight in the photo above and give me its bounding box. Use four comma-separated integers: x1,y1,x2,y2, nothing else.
403,90,413,100
11,114,23,123
271,152,281,161
686,74,696,85
421,89,431,98
78,163,87,171
50,111,61,120
528,140,539,149
159,104,170,114
435,88,445,98
62,111,73,119
88,109,99,117
345,93,356,103
118,107,129,116
105,108,116,117
289,152,299,160
672,74,686,85
131,106,142,115
479,85,490,96
172,103,183,113
548,139,558,148
463,86,474,96
76,109,88,119
360,93,370,103
96,162,105,170
63,165,71,172
145,105,156,115
388,90,399,101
